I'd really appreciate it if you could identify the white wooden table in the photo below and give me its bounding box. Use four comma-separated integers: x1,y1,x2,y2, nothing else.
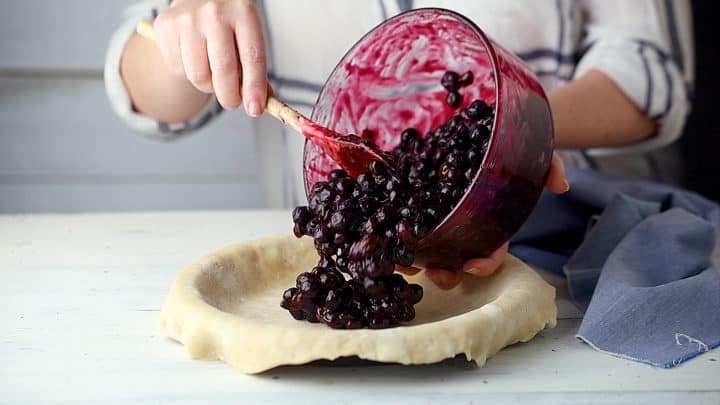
1,211,718,404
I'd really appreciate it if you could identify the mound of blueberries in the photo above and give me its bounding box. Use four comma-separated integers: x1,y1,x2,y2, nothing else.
281,71,495,329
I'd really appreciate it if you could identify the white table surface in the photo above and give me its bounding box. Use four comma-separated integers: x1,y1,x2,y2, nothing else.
1,211,718,404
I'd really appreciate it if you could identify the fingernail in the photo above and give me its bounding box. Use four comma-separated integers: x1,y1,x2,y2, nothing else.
248,101,262,117
464,265,496,277
563,179,571,192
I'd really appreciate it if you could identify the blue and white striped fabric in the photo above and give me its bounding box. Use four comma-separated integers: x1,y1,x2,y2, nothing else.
105,0,694,206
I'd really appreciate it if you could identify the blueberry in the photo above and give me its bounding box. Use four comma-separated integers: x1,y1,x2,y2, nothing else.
328,168,348,182
398,305,416,322
341,312,364,329
446,91,462,109
333,231,348,247
459,70,474,87
410,284,424,304
374,205,395,225
319,268,344,290
357,173,375,192
398,207,416,219
369,159,387,176
335,255,348,271
465,167,476,182
348,235,383,261
392,282,413,302
441,166,462,185
368,317,392,329
286,291,308,312
296,272,322,298
445,150,467,167
396,218,417,249
400,128,420,149
311,181,329,196
329,211,348,230
441,71,461,91
324,288,345,311
292,223,303,238
467,99,491,120
379,296,400,314
358,195,379,215
317,307,344,328
317,256,336,269
394,247,415,267
305,312,320,323
470,125,490,144
292,206,311,226
336,177,356,196
313,225,332,243
280,287,298,310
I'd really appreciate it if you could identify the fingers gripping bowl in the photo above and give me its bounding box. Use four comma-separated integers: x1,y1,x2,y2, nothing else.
304,8,554,270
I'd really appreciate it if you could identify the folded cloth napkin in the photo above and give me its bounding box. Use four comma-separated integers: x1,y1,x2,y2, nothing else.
509,167,720,368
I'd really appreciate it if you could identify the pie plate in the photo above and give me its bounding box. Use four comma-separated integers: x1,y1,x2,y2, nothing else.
159,234,557,373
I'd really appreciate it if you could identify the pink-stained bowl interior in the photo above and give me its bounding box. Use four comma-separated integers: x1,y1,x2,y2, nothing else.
304,8,554,270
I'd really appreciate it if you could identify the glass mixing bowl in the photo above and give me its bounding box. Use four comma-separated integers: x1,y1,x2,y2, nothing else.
304,8,554,270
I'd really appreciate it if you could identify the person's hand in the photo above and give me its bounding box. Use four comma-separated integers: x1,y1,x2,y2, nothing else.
397,152,569,289
153,0,267,115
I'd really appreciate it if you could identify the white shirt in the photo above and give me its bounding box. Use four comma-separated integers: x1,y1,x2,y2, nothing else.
105,0,694,207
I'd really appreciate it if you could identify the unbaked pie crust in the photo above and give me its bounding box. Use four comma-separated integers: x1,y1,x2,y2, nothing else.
160,234,557,373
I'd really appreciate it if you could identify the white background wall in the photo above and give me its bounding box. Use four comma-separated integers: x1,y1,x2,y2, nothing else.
0,0,268,213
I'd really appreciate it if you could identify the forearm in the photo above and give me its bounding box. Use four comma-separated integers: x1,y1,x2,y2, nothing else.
548,69,657,149
120,33,211,124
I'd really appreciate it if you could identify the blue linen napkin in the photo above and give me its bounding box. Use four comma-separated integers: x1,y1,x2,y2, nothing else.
509,167,720,368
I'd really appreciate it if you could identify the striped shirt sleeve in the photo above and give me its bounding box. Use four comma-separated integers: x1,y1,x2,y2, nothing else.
103,0,223,142
574,0,694,155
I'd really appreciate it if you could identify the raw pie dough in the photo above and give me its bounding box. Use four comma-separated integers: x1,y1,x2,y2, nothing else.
160,234,557,373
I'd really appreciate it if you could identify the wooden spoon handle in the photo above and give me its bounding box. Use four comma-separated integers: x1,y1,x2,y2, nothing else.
265,97,305,134
135,20,308,135
136,19,157,42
